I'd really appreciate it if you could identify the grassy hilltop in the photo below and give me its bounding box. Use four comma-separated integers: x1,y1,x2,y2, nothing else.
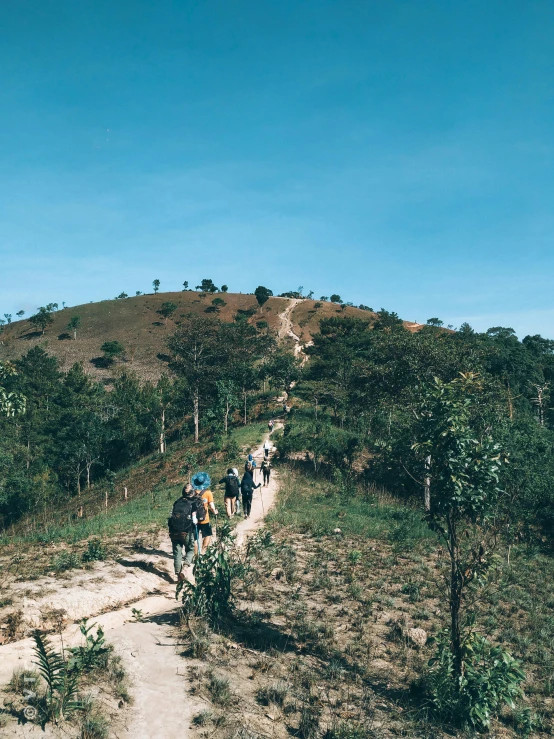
0,292,402,382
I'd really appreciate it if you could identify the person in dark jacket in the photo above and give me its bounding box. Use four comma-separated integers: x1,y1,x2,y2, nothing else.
219,468,240,518
241,463,260,519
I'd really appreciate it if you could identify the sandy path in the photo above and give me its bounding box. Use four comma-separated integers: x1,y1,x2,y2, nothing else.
0,428,281,739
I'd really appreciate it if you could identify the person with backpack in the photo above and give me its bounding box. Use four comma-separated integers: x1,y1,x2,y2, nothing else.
263,438,271,459
261,458,271,486
168,484,198,582
241,463,261,519
219,468,240,518
245,453,258,481
191,471,218,554
268,419,274,433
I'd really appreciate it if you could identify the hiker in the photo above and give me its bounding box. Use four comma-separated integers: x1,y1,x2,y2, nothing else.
268,419,274,433
261,458,271,486
246,453,257,481
263,438,271,459
241,463,261,519
168,483,198,582
219,467,240,518
192,471,218,554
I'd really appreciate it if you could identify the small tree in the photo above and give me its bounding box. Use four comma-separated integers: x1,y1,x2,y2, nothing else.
254,285,273,309
3,314,12,324
412,373,524,728
67,315,81,340
16,310,25,318
158,301,178,325
320,296,329,301
427,317,444,327
153,279,160,294
0,361,26,416
195,278,218,293
330,294,342,303
29,306,54,335
182,281,189,291
136,290,142,296
221,284,228,293
116,291,128,299
101,340,125,365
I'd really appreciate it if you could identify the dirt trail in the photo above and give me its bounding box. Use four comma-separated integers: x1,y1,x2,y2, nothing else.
0,429,281,738
278,297,311,367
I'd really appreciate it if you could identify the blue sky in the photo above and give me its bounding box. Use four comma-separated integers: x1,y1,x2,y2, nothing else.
1,0,553,337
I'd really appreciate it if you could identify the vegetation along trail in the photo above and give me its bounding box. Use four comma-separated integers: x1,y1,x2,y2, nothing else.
0,428,281,739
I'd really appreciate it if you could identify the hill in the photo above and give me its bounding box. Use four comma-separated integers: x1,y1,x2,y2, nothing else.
0,292,421,381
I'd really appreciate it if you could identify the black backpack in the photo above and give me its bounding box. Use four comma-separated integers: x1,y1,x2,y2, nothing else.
168,497,196,538
195,495,208,523
241,474,254,495
224,475,239,498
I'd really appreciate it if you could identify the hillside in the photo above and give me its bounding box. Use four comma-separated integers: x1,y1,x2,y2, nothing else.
0,292,421,381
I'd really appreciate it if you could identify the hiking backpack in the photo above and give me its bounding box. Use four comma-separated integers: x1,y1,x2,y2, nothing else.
168,497,196,538
241,474,254,495
224,475,240,498
195,495,208,523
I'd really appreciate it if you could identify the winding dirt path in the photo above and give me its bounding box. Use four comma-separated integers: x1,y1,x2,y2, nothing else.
0,430,281,739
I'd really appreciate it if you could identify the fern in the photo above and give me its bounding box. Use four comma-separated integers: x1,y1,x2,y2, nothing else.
32,630,83,723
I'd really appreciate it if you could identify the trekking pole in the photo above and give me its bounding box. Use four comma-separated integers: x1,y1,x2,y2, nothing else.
194,525,201,559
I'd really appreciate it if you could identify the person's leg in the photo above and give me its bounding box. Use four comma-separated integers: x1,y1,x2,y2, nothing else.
184,532,195,565
201,523,212,553
172,539,183,575
225,497,232,517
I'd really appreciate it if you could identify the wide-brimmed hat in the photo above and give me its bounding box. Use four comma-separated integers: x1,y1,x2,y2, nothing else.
191,471,211,491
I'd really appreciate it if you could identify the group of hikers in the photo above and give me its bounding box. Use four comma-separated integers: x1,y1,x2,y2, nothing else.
168,424,275,583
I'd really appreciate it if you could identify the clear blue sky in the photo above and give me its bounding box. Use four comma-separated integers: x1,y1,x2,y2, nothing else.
1,1,553,337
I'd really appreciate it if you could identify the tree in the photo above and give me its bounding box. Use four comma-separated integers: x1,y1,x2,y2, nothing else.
266,350,302,398
158,302,178,325
320,296,329,301
16,310,25,318
426,317,444,327
411,374,510,688
136,291,142,296
195,278,218,293
254,286,273,309
167,315,222,442
3,314,12,324
67,315,81,340
29,306,54,335
153,279,160,294
221,284,228,293
0,362,26,417
182,281,189,291
330,294,341,303
101,341,125,365
116,292,128,299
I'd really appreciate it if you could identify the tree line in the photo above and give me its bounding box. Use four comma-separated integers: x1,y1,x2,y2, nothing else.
0,313,300,530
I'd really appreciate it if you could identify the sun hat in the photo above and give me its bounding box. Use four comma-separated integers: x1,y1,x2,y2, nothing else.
191,471,211,491
232,468,239,476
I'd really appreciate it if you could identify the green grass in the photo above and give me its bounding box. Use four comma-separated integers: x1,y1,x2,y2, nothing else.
268,464,433,545
0,422,267,547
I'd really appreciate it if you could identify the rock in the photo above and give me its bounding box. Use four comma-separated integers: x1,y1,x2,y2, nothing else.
407,627,428,647
333,528,342,534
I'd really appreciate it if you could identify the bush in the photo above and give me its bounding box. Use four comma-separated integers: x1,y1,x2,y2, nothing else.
177,522,235,626
52,550,81,572
81,539,107,563
428,629,525,731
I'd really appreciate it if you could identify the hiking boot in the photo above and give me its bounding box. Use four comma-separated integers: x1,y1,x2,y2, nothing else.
178,570,187,582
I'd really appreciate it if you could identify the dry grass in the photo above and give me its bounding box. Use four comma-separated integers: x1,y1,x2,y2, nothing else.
181,465,553,739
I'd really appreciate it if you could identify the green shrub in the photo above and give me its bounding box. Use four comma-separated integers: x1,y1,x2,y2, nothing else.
52,550,81,572
177,522,235,626
81,539,107,563
428,629,525,731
